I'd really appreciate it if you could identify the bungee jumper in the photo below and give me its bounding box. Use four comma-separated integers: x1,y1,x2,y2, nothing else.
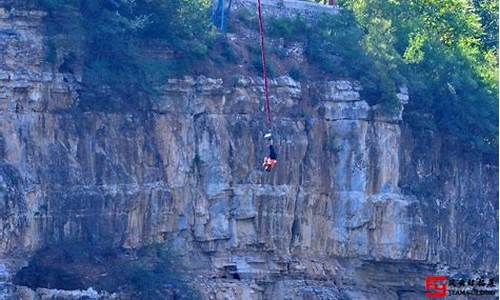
256,0,278,172
262,133,278,172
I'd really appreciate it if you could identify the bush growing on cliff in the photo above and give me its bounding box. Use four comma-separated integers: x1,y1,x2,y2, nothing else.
268,12,402,109
13,242,199,299
38,0,214,110
125,244,200,300
288,65,304,81
267,16,307,40
251,56,276,78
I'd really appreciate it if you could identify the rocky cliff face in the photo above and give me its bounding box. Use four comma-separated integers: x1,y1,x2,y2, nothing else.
0,4,497,300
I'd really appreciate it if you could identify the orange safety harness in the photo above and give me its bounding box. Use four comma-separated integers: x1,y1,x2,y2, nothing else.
262,157,278,171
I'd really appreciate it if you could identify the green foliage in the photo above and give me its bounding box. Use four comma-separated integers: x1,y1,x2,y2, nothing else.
267,16,307,40
269,0,497,161
251,56,276,78
14,242,199,300
45,40,57,63
288,65,304,81
218,36,239,64
38,0,68,11
340,0,498,160
248,42,276,77
268,12,402,109
123,244,200,300
39,0,214,110
235,7,258,30
472,0,499,52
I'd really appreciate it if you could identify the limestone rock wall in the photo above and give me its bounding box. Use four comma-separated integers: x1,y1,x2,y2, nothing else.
0,4,497,300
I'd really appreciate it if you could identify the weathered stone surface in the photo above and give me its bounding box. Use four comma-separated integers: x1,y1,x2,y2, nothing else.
0,4,497,300
321,100,370,121
312,80,362,102
15,287,117,300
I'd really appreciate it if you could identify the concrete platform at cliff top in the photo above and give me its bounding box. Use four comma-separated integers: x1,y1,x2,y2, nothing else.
233,0,339,18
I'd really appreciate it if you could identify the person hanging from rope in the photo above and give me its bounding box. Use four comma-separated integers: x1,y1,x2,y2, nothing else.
256,0,277,172
262,133,278,172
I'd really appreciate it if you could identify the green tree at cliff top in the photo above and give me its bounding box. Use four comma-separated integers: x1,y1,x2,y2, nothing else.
340,0,498,161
